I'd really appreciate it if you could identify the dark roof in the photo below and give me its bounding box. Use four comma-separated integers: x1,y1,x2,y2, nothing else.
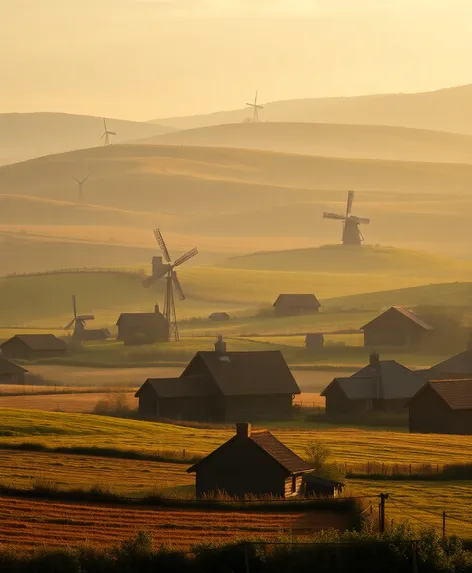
431,350,472,375
273,294,321,309
116,312,167,327
0,334,66,351
183,351,301,396
0,357,28,374
410,380,472,410
209,312,230,320
361,306,433,331
135,376,214,399
187,429,312,475
303,474,344,488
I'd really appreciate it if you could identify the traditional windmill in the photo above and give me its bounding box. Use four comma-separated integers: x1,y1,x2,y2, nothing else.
323,191,370,246
72,174,90,203
142,229,198,342
64,295,109,341
101,118,116,146
246,91,263,122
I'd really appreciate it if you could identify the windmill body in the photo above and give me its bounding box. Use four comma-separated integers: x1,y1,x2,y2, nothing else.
64,295,109,341
323,191,370,246
142,229,198,342
101,118,116,146
246,91,264,122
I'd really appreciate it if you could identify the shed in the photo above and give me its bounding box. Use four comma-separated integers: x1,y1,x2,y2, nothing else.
135,350,301,422
116,304,169,345
0,334,67,361
361,306,433,349
305,333,325,352
408,379,472,435
303,474,344,498
0,357,28,384
209,312,230,322
187,423,312,498
273,294,321,317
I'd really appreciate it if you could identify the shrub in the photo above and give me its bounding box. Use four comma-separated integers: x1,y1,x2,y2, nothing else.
303,441,345,481
93,393,133,417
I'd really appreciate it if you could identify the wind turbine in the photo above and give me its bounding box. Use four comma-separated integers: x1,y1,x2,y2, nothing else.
72,174,91,203
323,191,370,246
246,91,264,122
101,118,116,146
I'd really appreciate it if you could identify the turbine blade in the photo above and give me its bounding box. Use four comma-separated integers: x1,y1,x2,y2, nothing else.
72,176,79,183
323,212,346,220
64,318,75,330
346,190,354,218
171,270,185,301
173,247,198,267
108,131,117,136
350,216,370,225
142,274,159,288
153,229,172,263
82,174,91,183
72,295,77,319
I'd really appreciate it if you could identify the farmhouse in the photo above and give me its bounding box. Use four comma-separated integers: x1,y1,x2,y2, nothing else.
209,312,230,321
408,380,472,435
273,294,321,317
321,352,427,416
116,304,169,345
361,306,433,348
0,334,67,361
0,357,28,384
305,333,325,352
187,423,312,498
135,350,300,422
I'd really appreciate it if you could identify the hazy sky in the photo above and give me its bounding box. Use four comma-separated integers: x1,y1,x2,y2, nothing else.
1,0,472,120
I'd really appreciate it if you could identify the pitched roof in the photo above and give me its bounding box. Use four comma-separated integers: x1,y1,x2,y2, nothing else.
135,376,215,399
303,474,345,488
116,312,167,327
0,334,66,351
411,380,472,410
0,357,28,375
187,429,312,475
183,351,301,396
361,306,433,331
273,294,321,309
431,350,472,375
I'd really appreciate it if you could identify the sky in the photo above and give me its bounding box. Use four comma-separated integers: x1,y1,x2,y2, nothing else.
1,0,472,120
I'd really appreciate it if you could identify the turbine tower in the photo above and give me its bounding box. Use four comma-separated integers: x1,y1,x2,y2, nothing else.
246,91,264,122
101,118,116,146
72,174,90,203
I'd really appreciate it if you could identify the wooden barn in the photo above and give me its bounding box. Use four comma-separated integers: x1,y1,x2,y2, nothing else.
305,333,325,352
187,423,313,498
0,334,67,361
408,380,472,435
321,352,427,416
116,304,169,345
273,294,321,317
361,306,433,348
428,344,472,379
135,350,301,422
209,312,230,322
0,357,28,384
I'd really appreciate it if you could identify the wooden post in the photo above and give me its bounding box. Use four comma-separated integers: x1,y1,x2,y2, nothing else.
243,543,250,573
412,541,418,573
442,511,446,539
379,493,389,533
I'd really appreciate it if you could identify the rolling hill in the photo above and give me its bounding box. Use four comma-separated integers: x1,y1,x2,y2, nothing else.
150,84,472,135
0,112,175,166
140,122,472,164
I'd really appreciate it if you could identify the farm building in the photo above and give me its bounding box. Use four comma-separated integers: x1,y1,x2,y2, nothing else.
135,350,300,422
187,423,313,498
273,294,321,317
361,306,433,348
305,333,325,352
428,343,472,379
321,352,427,416
0,357,28,384
408,379,472,435
116,304,169,345
209,312,230,321
0,334,67,361
303,474,344,498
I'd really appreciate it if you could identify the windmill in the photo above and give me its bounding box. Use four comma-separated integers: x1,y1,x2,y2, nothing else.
323,191,370,246
142,229,198,342
246,91,263,122
101,118,116,146
72,174,90,203
64,295,95,339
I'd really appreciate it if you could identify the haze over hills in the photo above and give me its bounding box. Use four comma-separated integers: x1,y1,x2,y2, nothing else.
0,113,174,167
150,84,472,136
141,122,472,164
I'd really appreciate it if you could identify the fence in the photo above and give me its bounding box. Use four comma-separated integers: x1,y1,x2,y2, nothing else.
5,267,146,279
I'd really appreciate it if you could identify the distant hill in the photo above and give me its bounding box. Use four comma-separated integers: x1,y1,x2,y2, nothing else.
139,122,472,164
150,84,472,136
0,112,175,166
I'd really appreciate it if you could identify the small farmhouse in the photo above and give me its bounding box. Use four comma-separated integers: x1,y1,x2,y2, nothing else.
305,333,325,352
187,423,312,498
273,294,321,317
321,352,427,416
116,304,169,345
0,357,28,384
209,312,230,322
361,306,433,348
135,350,301,422
0,334,67,361
408,380,472,435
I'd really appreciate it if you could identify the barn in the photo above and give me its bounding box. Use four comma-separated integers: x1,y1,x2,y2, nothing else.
116,304,169,345
0,334,67,361
305,333,325,352
0,357,28,384
408,380,472,435
361,306,433,348
135,350,301,422
209,312,230,322
321,352,427,416
428,344,472,379
273,294,321,317
187,423,312,498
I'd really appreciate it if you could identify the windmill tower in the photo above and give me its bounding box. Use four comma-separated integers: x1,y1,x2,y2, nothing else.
64,295,95,340
101,118,116,146
142,229,198,342
246,91,264,122
72,174,90,203
323,191,370,246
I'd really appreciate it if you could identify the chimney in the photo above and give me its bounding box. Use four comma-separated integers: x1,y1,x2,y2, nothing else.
236,423,251,439
155,303,160,315
369,351,380,367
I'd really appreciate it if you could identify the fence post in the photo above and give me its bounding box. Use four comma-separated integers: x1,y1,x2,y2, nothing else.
412,541,418,573
442,511,446,539
243,543,250,573
379,493,389,533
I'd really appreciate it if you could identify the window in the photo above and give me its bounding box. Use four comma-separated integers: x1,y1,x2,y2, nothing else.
291,475,297,494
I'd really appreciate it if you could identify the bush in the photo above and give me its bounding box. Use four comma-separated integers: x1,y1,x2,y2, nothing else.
93,393,133,417
304,441,345,481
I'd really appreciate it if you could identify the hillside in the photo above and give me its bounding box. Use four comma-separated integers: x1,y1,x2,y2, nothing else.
150,84,472,135
142,122,472,164
0,112,174,166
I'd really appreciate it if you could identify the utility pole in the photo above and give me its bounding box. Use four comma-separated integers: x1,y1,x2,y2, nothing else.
442,511,446,539
379,493,389,533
